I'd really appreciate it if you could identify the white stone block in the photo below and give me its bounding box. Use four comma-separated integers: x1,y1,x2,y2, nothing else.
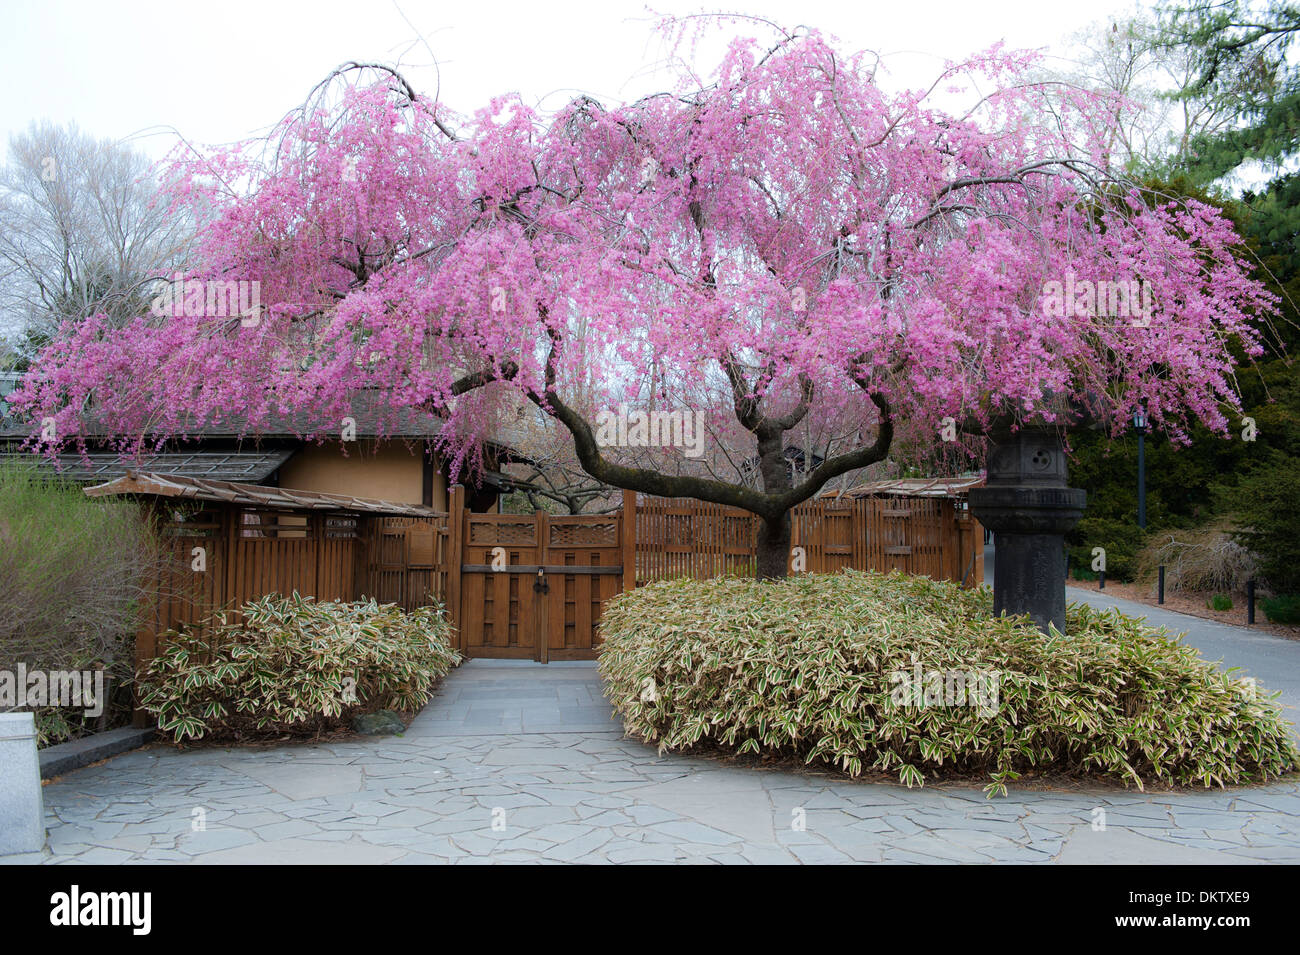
0,712,46,855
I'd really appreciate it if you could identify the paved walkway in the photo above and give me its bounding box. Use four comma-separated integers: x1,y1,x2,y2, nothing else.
8,659,1300,864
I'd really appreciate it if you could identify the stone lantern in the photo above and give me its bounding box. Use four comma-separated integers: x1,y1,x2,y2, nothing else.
967,424,1086,634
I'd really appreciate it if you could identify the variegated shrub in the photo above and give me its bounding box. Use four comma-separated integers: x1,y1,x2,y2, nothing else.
139,593,460,742
597,571,1297,796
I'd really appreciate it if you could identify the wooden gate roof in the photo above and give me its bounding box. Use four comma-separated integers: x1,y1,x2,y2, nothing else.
827,476,985,499
84,470,442,517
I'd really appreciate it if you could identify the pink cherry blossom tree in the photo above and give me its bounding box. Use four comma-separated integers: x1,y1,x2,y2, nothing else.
13,25,1274,579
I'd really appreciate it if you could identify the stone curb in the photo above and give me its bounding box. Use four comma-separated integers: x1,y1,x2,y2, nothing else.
39,727,155,779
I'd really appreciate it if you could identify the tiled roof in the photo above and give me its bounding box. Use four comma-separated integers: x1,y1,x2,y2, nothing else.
1,449,294,483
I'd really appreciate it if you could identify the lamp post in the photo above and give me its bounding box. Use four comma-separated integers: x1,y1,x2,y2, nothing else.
1133,405,1148,530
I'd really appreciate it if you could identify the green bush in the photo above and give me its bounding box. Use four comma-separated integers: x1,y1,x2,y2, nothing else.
1228,453,1300,595
1067,515,1146,583
0,459,160,745
598,571,1297,796
1208,594,1234,612
138,593,460,742
1262,594,1300,625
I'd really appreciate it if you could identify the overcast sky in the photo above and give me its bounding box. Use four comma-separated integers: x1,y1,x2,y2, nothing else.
1,0,1144,156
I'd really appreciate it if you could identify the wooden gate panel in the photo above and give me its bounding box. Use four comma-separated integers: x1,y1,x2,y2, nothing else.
543,516,622,660
461,514,544,658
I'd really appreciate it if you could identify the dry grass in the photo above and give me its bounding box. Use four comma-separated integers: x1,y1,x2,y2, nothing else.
1135,522,1258,596
0,460,163,743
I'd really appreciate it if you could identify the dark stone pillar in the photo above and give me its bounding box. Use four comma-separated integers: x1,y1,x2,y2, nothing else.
968,427,1086,634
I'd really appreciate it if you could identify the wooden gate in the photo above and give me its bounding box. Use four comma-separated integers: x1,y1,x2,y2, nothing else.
457,510,626,661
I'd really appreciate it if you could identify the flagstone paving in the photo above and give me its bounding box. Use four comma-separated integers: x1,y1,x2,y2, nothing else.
7,659,1300,865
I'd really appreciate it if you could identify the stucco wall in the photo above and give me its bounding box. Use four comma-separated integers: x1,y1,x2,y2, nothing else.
278,441,443,508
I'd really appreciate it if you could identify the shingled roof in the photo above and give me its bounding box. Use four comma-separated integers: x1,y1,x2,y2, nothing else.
827,476,985,499
85,470,442,517
0,385,526,452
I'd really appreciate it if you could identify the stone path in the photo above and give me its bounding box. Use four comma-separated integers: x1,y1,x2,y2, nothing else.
7,659,1300,864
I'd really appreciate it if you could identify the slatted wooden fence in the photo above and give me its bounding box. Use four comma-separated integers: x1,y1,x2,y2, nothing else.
134,484,982,672
137,503,444,667
633,493,983,587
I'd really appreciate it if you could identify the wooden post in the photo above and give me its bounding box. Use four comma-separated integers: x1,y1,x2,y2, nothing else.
446,485,465,650
222,505,237,614
311,512,322,599
132,500,168,728
955,506,984,590
622,488,637,593
536,509,550,664
353,516,368,601
952,504,967,585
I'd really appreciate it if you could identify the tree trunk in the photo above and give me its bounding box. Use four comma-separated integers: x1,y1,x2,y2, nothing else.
756,512,791,581
755,427,793,581
523,359,895,586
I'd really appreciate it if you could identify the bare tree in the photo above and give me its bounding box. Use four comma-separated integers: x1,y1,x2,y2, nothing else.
0,122,192,362
1052,15,1241,174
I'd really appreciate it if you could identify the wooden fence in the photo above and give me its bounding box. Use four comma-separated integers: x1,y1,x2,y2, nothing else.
133,484,982,674
137,503,447,668
633,492,983,586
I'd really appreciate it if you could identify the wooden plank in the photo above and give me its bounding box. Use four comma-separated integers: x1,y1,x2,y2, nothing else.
447,486,464,646
537,510,549,664
573,558,592,654
622,488,637,593
409,524,435,567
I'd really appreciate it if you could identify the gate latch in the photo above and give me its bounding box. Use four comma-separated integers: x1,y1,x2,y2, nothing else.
533,568,549,594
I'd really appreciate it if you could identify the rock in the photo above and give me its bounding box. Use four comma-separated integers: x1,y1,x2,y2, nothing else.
351,710,406,736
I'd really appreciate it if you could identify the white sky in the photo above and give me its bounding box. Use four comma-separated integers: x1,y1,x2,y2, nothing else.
0,0,1145,156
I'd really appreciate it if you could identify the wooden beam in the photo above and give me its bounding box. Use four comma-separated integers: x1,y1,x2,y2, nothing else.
459,564,623,575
